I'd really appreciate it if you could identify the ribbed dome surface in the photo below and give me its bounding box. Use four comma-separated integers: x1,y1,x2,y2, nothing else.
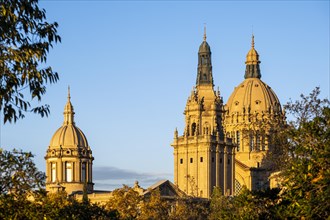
49,124,88,148
226,78,281,114
48,88,89,149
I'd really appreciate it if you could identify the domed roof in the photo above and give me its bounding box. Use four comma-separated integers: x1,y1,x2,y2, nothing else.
226,36,281,115
226,78,281,114
50,124,89,148
245,35,260,65
49,88,89,148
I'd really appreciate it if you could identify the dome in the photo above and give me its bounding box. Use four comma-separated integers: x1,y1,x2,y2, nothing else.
226,78,281,115
49,88,89,149
227,35,281,114
49,124,89,148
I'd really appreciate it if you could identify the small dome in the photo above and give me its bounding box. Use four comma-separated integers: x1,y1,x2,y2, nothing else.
226,78,281,114
49,124,89,148
245,35,260,65
49,88,89,149
246,47,260,65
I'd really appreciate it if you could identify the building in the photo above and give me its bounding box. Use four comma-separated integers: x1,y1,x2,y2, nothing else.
45,89,185,203
171,30,235,198
223,35,285,194
45,88,94,194
45,32,284,199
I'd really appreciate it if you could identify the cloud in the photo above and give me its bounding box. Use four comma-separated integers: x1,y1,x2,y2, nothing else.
93,166,173,191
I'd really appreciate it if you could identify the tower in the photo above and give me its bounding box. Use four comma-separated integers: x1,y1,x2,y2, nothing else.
171,31,235,198
224,35,285,193
45,88,94,194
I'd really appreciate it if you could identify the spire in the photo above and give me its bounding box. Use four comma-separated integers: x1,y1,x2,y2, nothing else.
63,86,75,125
245,34,261,79
196,27,213,86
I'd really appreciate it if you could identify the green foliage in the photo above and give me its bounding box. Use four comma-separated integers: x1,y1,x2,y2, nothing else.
209,187,234,220
0,148,45,198
0,149,117,219
209,186,280,220
0,0,61,123
277,87,330,219
106,185,141,219
170,197,209,220
139,189,170,220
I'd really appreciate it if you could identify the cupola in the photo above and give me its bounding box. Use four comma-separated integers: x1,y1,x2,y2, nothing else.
45,87,94,195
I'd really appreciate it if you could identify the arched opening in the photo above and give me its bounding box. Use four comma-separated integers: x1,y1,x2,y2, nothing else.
81,162,87,182
51,162,56,183
191,123,197,136
65,162,72,182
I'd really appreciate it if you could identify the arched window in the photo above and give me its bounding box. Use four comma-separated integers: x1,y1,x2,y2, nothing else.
81,162,87,182
65,162,72,182
191,123,196,136
51,163,56,183
204,123,209,135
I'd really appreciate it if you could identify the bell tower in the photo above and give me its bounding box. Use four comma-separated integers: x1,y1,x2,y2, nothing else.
171,31,235,198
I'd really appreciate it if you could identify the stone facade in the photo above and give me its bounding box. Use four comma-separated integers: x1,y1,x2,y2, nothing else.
171,31,235,198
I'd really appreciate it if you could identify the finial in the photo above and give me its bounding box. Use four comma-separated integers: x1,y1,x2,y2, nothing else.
251,34,255,48
64,86,74,125
68,86,71,100
203,23,207,41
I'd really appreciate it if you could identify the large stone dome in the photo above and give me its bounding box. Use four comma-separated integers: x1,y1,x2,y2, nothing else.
226,35,281,115
226,78,282,115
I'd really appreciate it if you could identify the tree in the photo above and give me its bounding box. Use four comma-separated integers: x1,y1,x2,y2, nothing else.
170,197,209,220
106,185,141,219
208,187,234,220
139,189,170,220
0,148,45,198
0,0,61,123
0,148,45,219
276,87,330,219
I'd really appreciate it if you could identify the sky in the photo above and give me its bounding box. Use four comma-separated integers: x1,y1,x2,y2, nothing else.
1,1,329,190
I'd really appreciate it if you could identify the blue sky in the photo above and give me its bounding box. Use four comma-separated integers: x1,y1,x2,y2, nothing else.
1,1,329,190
